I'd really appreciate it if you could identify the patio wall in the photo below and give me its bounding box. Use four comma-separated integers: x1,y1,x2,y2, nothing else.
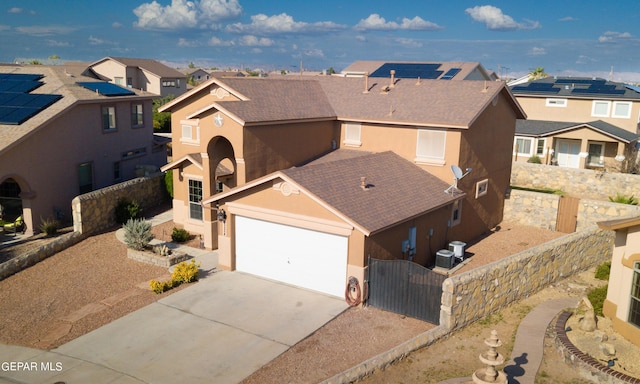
511,162,640,200
72,174,167,235
439,225,613,331
504,189,640,231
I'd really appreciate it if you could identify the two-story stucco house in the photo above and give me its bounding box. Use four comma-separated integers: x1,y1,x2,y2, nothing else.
511,77,640,169
0,64,166,236
87,57,187,98
159,62,525,297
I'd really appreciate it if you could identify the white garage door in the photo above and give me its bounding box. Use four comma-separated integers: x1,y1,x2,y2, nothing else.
235,216,348,297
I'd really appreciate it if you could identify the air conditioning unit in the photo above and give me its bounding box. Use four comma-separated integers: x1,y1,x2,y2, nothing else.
435,249,454,269
449,241,466,260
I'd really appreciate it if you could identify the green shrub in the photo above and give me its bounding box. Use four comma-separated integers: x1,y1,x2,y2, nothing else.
115,198,142,224
608,193,638,205
171,227,190,243
587,285,608,316
150,259,200,294
594,261,611,281
39,217,59,236
164,170,174,198
123,218,154,251
527,155,542,164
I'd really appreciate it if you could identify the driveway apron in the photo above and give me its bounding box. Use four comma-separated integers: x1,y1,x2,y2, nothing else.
52,271,348,384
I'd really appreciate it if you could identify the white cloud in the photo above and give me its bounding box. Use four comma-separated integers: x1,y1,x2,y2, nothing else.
465,5,540,31
558,16,575,22
239,35,274,47
16,25,76,36
355,14,441,31
112,22,124,29
8,7,22,13
46,39,70,47
208,36,234,46
226,13,345,34
303,48,324,58
529,47,546,56
0,25,9,31
178,38,199,47
133,0,198,30
133,0,242,30
395,37,423,48
598,31,633,43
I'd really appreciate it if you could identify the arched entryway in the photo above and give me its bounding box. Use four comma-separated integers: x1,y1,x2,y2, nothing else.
0,178,22,222
207,136,237,194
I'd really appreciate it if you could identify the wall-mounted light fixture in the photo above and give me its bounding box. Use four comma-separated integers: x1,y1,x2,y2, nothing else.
217,209,227,222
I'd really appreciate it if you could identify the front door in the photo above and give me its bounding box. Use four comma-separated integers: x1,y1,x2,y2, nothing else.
555,139,581,168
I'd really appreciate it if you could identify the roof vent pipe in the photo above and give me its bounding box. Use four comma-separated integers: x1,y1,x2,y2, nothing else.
390,70,396,88
416,76,422,86
360,176,368,190
363,72,369,94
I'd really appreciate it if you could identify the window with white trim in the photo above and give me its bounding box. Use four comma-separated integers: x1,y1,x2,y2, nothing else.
415,129,446,163
102,106,116,132
514,137,533,156
475,179,488,198
587,142,605,167
592,100,611,117
344,123,361,146
612,101,632,119
131,103,144,127
629,262,640,328
535,138,547,156
545,98,567,107
181,124,199,144
188,179,203,221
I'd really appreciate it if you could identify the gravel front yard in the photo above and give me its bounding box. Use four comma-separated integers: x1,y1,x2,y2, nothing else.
0,219,564,382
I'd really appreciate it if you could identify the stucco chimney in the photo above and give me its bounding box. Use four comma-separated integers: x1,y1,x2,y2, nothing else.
390,70,396,88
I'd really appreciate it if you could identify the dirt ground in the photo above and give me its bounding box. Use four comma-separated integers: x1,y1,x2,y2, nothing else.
1,218,637,384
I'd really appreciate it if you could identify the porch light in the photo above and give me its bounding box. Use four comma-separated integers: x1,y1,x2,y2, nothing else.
615,155,625,162
217,209,227,222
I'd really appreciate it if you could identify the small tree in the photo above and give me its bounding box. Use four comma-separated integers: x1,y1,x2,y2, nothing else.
123,218,154,251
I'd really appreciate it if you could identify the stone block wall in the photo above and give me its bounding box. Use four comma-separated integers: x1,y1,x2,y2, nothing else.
440,225,613,331
0,231,86,281
511,162,640,200
577,199,640,230
72,174,167,235
503,189,560,230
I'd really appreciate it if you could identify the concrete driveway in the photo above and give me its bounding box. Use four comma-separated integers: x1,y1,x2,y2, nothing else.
50,269,348,384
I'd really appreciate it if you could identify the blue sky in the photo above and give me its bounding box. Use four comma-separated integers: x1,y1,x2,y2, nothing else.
2,0,640,81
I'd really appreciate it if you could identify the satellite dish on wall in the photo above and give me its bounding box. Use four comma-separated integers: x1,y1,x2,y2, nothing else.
445,165,472,195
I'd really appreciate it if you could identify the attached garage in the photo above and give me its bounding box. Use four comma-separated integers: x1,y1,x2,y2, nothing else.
235,215,349,297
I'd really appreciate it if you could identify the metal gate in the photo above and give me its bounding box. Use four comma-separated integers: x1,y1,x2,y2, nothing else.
556,196,579,233
367,257,446,324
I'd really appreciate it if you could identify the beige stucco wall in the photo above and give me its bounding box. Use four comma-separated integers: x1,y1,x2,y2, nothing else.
0,98,160,235
516,96,640,133
603,227,640,347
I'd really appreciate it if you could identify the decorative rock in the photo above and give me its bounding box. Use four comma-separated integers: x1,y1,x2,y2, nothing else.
593,330,608,342
599,343,616,356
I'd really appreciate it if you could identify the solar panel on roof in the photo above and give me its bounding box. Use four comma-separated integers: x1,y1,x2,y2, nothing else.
76,81,136,96
512,82,560,94
555,78,605,85
440,68,462,80
370,63,443,79
0,73,62,125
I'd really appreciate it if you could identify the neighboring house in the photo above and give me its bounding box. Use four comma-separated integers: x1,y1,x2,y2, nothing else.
0,64,166,236
511,77,640,169
514,119,638,168
597,217,640,348
159,62,525,297
187,68,211,84
87,57,187,97
340,60,496,81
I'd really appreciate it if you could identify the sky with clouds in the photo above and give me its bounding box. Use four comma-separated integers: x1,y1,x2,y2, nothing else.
2,0,640,81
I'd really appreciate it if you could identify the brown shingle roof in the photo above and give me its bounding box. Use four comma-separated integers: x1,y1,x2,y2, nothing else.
214,78,336,123
282,151,459,235
97,57,186,78
0,65,155,155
